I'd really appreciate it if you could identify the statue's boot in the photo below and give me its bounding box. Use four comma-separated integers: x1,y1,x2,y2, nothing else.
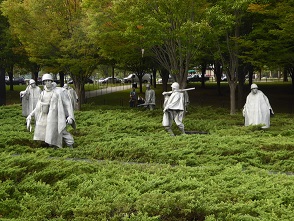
178,126,186,135
165,127,175,136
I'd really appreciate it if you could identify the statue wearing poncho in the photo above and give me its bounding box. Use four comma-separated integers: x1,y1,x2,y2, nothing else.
27,74,75,148
243,84,274,129
162,82,186,136
20,79,42,117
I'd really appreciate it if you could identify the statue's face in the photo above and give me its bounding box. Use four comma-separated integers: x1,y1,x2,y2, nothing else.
43,80,53,89
30,83,36,88
251,88,258,94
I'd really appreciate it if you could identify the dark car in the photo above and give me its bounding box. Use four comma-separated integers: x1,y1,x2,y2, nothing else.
187,74,209,83
6,77,26,85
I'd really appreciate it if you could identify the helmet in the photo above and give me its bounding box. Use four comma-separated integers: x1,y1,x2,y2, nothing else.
251,83,258,90
63,84,68,89
171,82,180,90
42,74,53,82
29,79,36,85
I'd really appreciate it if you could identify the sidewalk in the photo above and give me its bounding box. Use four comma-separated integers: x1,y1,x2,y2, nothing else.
85,84,133,98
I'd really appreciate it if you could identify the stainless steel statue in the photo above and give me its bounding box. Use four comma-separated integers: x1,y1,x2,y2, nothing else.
20,79,42,117
243,83,274,128
138,84,156,110
63,83,78,110
26,74,76,148
162,82,195,136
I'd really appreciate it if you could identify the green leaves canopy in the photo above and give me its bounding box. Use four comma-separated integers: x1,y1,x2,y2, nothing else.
83,0,210,88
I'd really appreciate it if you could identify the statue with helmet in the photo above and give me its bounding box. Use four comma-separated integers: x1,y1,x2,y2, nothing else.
20,79,42,117
26,73,76,148
63,83,79,110
162,82,195,136
243,83,274,128
137,84,156,110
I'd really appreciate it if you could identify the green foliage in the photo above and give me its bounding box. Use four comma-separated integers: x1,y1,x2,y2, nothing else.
1,84,294,220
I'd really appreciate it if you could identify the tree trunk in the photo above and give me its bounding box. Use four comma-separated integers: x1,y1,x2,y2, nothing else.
286,67,294,92
74,82,84,111
237,66,246,109
8,71,13,91
31,64,40,85
201,63,206,88
291,73,294,92
0,67,6,106
283,67,289,82
72,75,86,111
248,64,253,86
160,68,169,92
111,65,115,78
229,82,237,114
214,61,222,95
59,71,65,87
33,71,39,85
138,73,143,93
152,68,156,88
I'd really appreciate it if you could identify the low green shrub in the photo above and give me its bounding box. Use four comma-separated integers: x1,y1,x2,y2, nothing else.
1,83,294,220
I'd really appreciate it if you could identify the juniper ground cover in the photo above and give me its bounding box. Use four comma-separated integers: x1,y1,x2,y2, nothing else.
0,82,293,220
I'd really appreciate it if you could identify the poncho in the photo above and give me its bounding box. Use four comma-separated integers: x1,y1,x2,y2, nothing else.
243,90,273,128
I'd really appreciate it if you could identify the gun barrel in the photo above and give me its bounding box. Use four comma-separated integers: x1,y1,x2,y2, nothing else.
162,87,195,95
177,88,195,92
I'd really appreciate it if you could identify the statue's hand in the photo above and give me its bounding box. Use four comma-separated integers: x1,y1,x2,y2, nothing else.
66,117,73,125
26,114,32,122
26,115,32,132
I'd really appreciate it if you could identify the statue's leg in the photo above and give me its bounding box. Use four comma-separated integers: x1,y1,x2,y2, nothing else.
63,130,74,148
175,111,185,134
163,111,174,136
164,126,175,136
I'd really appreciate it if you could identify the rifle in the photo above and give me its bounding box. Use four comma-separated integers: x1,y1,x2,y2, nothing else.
137,103,156,107
162,87,195,96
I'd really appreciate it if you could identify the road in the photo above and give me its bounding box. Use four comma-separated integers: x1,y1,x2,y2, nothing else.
85,84,132,98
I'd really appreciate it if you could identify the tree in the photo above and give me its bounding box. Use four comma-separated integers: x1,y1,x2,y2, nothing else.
83,0,209,90
242,1,294,90
0,0,14,105
1,0,100,109
206,0,259,114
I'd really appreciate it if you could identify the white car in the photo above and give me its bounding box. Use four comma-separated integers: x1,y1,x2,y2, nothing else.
97,78,106,83
123,74,150,83
157,75,174,84
100,77,122,84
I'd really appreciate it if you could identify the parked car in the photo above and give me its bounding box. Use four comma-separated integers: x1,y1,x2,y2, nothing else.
37,76,60,84
97,78,106,83
187,74,209,83
5,76,9,84
123,74,150,83
5,77,26,85
157,75,174,84
100,77,122,84
68,78,94,84
221,74,227,81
